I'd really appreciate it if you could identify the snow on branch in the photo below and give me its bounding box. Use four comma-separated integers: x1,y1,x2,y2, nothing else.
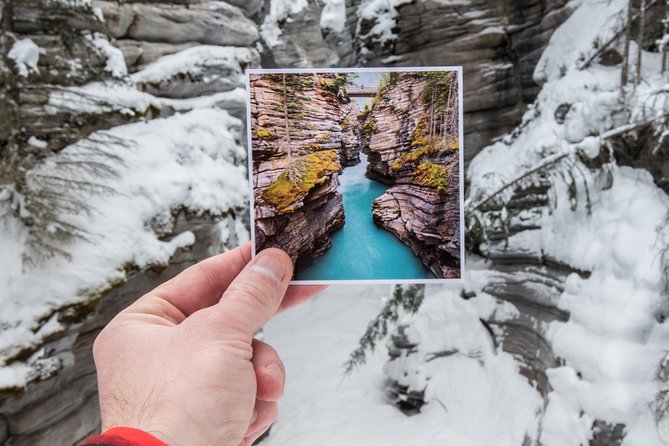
466,116,669,214
344,284,424,374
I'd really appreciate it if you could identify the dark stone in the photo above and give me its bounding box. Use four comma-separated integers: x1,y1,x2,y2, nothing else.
554,103,572,124
590,420,626,446
598,48,623,66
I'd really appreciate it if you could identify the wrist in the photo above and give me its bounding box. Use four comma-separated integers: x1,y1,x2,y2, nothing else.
81,427,168,446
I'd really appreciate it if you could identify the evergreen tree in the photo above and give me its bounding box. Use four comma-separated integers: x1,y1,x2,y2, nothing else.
344,284,425,374
266,73,313,184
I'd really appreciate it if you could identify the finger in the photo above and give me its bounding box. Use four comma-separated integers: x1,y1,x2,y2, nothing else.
242,423,272,446
278,285,328,314
252,339,285,401
243,399,277,442
135,243,252,319
211,248,293,339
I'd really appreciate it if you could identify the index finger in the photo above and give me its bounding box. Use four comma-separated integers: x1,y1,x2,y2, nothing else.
148,243,252,317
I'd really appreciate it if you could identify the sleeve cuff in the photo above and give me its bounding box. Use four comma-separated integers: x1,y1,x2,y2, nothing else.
81,427,168,446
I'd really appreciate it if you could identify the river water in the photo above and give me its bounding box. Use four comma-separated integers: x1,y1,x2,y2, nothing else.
296,154,434,281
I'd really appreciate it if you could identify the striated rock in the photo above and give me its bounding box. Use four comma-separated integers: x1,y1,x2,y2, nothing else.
259,1,339,68
363,73,461,278
250,73,358,270
350,0,575,163
18,84,167,153
373,160,461,278
90,1,259,47
0,213,242,446
117,40,198,73
11,0,255,48
362,75,427,183
131,46,261,99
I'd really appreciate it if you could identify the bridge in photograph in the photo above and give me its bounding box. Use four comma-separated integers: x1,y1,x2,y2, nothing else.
347,87,377,98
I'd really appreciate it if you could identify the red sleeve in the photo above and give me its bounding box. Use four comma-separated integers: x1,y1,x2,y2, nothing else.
80,427,168,446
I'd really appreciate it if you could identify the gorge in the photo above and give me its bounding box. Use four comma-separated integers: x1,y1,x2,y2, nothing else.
4,1,667,445
251,71,462,281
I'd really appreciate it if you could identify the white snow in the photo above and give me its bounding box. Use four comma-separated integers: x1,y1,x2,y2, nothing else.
261,0,309,47
0,108,248,380
131,46,258,88
8,39,40,77
264,286,543,446
46,82,160,116
358,0,414,45
88,34,128,78
534,0,625,84
27,137,48,149
467,1,669,443
320,0,347,33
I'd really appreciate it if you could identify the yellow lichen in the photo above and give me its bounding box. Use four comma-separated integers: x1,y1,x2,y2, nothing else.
262,150,341,212
414,162,448,194
315,132,331,143
253,129,277,140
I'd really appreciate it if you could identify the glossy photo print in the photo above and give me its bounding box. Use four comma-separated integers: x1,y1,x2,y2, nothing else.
247,68,464,284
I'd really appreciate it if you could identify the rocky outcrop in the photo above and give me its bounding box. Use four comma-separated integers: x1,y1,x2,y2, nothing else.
256,0,574,163
357,0,575,164
362,73,461,278
0,1,257,444
0,213,246,446
373,161,461,278
250,73,359,271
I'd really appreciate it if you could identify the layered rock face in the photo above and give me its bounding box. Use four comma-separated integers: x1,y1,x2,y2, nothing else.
250,73,358,271
0,1,257,444
361,0,574,163
362,73,461,278
260,0,574,163
0,0,579,444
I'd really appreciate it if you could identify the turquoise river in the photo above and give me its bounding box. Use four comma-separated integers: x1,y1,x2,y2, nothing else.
297,154,434,281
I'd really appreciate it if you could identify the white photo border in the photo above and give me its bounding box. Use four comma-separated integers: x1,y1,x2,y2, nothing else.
245,67,465,285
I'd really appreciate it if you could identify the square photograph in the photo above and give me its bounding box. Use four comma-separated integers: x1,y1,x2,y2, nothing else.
247,68,464,283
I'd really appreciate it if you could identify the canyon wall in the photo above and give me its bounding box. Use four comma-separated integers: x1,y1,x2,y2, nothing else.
0,0,578,444
362,73,461,278
250,73,358,272
260,0,575,163
0,1,257,444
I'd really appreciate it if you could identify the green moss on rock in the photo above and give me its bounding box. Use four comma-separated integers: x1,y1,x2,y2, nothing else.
262,150,341,212
253,129,277,141
414,162,448,194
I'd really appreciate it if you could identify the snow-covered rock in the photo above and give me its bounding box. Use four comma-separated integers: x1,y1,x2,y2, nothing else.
8,38,40,77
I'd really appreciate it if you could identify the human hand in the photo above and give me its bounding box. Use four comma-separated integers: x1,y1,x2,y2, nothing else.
93,244,325,445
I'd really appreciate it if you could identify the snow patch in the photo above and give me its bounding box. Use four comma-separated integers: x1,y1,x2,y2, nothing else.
320,0,347,33
27,137,48,149
46,82,160,116
261,0,309,47
8,39,40,77
87,34,127,78
131,46,258,88
0,109,247,385
358,0,414,45
534,0,626,84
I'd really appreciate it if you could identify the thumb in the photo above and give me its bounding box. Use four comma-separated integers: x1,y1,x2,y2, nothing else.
207,248,293,339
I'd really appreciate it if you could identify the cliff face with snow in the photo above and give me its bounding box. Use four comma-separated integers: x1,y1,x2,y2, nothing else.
250,73,357,271
1,0,629,445
381,1,669,445
0,0,257,444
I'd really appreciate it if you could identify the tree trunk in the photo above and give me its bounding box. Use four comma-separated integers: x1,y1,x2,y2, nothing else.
281,74,295,182
663,0,668,73
636,0,646,85
621,0,633,88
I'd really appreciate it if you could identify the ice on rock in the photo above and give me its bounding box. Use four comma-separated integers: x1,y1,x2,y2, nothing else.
8,39,40,77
